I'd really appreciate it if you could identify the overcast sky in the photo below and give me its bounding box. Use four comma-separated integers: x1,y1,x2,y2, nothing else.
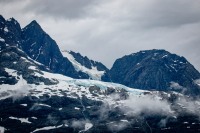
1,0,200,70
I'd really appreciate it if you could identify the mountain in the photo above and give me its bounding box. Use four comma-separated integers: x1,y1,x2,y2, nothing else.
0,15,109,80
110,49,200,95
1,15,200,133
21,20,92,79
1,41,200,133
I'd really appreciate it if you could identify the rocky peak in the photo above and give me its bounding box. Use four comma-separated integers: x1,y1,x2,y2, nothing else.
20,19,90,79
0,15,5,24
110,49,200,95
0,16,22,47
23,20,42,31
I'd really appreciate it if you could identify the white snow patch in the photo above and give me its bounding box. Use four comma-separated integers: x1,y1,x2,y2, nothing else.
34,70,72,81
31,117,37,119
28,66,37,70
38,104,51,108
20,104,27,107
64,124,69,127
84,123,93,131
35,46,42,60
0,126,5,133
31,125,62,133
0,37,5,42
162,55,168,58
9,117,31,124
170,65,177,72
4,27,8,32
120,120,128,122
4,68,18,77
75,107,80,110
62,51,104,80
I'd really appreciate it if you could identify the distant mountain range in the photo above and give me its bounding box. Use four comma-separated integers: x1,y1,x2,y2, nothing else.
1,15,200,133
1,15,200,95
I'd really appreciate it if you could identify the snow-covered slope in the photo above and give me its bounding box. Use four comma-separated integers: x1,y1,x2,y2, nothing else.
1,62,200,132
0,65,144,101
62,51,105,80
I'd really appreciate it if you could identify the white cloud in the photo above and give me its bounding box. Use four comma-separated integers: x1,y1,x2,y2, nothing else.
107,121,129,132
176,96,200,117
121,95,173,116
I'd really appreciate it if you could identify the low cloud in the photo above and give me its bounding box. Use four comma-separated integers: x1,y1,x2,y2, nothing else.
121,95,173,116
71,119,91,129
47,114,59,125
107,121,129,132
11,84,31,102
170,82,187,93
175,96,200,117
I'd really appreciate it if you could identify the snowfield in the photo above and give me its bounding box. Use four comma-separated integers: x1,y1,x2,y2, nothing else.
0,66,146,102
62,51,105,80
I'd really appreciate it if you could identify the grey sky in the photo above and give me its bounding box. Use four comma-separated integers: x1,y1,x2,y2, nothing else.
1,0,200,70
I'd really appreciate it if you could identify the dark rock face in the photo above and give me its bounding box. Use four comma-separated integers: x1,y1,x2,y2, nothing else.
0,45,57,85
0,15,22,47
0,16,57,85
110,49,200,95
21,21,89,79
69,51,108,71
0,16,21,46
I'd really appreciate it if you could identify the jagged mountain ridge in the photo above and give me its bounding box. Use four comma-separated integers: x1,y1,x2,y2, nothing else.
0,15,109,80
110,49,200,95
21,20,109,80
